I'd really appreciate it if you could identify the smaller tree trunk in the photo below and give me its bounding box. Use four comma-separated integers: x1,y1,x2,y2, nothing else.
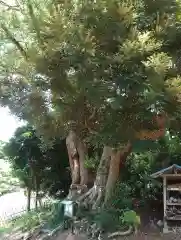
79,146,112,208
34,176,39,210
35,191,38,210
27,187,31,212
38,198,42,208
105,143,132,202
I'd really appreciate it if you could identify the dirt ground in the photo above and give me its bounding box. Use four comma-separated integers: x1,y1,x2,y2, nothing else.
57,232,181,240
47,230,181,240
119,233,180,240
2,230,181,240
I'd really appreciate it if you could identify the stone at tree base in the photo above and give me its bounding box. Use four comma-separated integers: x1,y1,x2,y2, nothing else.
157,220,164,227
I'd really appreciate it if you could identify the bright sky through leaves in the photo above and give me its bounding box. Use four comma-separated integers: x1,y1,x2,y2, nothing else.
0,107,23,142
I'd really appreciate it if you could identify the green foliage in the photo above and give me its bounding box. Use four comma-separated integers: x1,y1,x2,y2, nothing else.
12,211,43,232
122,152,162,202
11,200,64,232
76,206,122,232
108,133,181,213
93,208,121,231
106,151,163,213
0,226,11,235
121,210,140,228
11,206,52,232
4,124,71,198
84,155,99,171
0,167,20,196
107,182,133,210
77,206,140,232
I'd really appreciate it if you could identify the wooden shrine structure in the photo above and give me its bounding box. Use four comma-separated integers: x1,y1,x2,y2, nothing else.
151,164,181,233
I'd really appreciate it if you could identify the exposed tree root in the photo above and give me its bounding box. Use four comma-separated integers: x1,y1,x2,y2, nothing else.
78,184,105,209
108,226,133,238
67,184,88,200
78,146,112,207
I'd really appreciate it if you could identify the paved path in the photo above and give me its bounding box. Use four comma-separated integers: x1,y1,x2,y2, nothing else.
0,190,36,224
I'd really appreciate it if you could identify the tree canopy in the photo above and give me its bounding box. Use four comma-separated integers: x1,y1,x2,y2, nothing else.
0,0,181,147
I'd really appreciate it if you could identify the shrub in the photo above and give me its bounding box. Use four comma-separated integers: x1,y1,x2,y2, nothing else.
84,155,99,172
121,210,140,228
10,201,64,232
11,208,51,232
121,152,162,204
106,182,133,210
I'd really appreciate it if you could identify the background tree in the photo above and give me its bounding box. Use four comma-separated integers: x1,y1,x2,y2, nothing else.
4,124,71,210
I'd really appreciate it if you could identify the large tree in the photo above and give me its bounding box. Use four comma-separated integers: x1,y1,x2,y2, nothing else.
0,0,181,207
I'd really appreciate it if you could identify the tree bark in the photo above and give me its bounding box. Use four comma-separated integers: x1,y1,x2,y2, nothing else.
35,189,38,210
34,176,39,210
105,143,132,202
66,131,91,199
27,187,31,212
66,131,80,185
77,139,89,186
78,144,132,208
78,146,112,208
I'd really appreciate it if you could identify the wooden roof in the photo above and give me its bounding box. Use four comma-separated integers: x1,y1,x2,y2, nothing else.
151,164,181,179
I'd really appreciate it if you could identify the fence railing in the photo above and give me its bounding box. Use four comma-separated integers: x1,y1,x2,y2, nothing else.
0,199,53,227
0,207,27,227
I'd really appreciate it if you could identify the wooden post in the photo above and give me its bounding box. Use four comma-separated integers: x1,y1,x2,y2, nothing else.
163,176,168,233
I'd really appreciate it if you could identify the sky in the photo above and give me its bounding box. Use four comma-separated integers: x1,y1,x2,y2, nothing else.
0,107,23,142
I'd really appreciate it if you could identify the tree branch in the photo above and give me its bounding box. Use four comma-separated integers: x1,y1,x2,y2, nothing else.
0,0,19,10
89,107,96,121
1,24,28,60
27,0,43,46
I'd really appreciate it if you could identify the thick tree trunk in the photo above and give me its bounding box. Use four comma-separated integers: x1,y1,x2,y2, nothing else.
78,144,132,208
78,146,112,208
66,131,91,199
105,149,121,203
66,131,80,185
105,143,132,202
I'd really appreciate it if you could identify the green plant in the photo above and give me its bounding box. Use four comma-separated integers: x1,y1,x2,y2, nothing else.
0,226,11,234
121,152,162,204
10,201,64,232
0,168,20,196
121,210,140,228
107,182,133,210
94,208,120,231
84,155,99,171
11,207,52,232
4,125,71,198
